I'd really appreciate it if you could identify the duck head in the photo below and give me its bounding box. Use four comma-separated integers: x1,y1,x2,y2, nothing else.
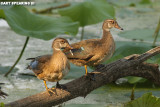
52,38,72,51
102,19,123,31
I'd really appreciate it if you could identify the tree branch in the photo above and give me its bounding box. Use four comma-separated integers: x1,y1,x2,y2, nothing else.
5,46,160,107
32,3,70,14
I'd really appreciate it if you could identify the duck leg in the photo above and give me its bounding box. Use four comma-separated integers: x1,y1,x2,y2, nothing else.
56,81,67,90
84,65,95,81
84,65,88,75
43,80,55,95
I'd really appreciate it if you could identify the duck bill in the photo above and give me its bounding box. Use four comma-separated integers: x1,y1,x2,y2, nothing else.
66,45,73,50
66,45,74,56
115,24,123,30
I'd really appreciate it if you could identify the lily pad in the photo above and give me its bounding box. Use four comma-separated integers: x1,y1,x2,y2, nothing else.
125,93,160,107
125,76,147,84
0,103,5,107
109,41,160,63
119,29,160,42
0,6,79,40
0,9,5,19
106,41,160,84
58,0,115,27
140,0,151,4
106,41,153,63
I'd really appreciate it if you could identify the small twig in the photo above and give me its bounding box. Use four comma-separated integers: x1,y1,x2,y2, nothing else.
130,84,136,101
32,3,70,14
152,18,160,46
80,27,84,40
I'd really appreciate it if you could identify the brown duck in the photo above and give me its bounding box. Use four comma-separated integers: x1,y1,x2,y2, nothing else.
64,19,123,75
26,38,72,94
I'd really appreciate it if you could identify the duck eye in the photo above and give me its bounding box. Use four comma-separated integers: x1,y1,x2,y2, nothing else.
111,21,114,24
60,41,65,44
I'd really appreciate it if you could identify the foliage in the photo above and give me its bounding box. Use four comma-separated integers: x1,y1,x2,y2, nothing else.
58,0,115,27
0,9,5,19
140,0,151,4
0,6,79,40
119,29,160,42
106,41,160,84
125,76,147,84
107,41,156,63
125,93,160,107
0,102,5,107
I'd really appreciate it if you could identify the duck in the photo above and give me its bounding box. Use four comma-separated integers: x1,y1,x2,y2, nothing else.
64,19,123,75
26,38,72,94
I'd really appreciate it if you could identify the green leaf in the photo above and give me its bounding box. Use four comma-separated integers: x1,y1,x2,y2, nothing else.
125,76,147,84
0,102,5,107
140,0,151,4
0,6,79,40
125,93,160,107
107,41,160,64
58,0,115,27
0,9,5,19
106,41,160,84
106,41,151,63
119,29,160,42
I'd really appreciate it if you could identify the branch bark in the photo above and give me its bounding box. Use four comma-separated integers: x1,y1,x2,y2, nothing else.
5,46,160,107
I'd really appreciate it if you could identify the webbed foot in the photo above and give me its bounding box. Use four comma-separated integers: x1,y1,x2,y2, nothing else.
85,73,96,81
56,82,67,90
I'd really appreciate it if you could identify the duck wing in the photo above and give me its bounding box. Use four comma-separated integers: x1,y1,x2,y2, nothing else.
26,55,51,63
64,39,98,61
26,55,51,75
65,48,94,61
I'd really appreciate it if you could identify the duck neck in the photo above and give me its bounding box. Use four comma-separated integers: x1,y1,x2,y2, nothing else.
53,48,62,54
101,29,112,42
51,49,66,60
50,49,67,66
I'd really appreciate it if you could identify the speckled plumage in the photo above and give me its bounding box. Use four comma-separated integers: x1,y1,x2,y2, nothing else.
64,19,123,74
26,38,72,94
65,31,115,66
27,52,70,82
